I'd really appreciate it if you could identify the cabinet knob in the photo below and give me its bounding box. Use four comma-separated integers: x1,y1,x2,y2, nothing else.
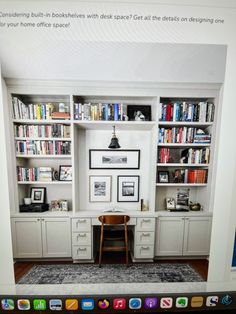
37,218,40,221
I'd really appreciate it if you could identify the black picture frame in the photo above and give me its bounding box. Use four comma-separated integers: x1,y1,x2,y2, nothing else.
89,149,140,169
158,171,169,183
59,165,72,181
127,105,152,121
117,175,140,202
30,187,46,204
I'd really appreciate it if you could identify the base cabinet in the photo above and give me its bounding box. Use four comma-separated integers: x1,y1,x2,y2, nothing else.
155,215,212,257
11,217,71,258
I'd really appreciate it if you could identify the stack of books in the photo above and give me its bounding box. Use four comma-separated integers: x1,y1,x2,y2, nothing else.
159,101,214,122
180,148,210,164
173,169,208,184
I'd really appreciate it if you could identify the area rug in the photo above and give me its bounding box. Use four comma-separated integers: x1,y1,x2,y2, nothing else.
18,264,203,284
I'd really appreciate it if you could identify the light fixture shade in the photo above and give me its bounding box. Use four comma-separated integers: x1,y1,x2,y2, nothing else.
108,126,121,149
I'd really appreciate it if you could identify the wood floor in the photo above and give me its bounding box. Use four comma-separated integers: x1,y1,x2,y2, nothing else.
14,253,208,283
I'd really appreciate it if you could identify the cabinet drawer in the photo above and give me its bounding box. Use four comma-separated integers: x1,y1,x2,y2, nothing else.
136,218,155,231
72,246,91,260
72,232,91,246
72,218,91,232
135,231,155,245
134,245,154,259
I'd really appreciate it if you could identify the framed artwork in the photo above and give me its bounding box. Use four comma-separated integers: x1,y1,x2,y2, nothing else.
30,187,46,204
89,176,112,202
166,197,176,210
117,175,140,202
89,149,140,169
158,171,169,183
59,165,72,181
127,105,152,121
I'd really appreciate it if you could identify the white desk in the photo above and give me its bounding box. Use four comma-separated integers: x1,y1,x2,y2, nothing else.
71,210,158,262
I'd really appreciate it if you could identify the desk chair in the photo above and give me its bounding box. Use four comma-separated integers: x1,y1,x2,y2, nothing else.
98,215,130,267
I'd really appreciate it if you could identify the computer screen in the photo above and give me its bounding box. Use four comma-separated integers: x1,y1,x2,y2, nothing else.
0,0,236,313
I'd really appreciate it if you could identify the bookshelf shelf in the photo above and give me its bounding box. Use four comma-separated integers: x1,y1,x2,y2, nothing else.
73,120,156,131
156,183,207,187
158,143,211,147
16,154,72,159
158,121,213,127
15,137,72,141
157,163,209,167
18,181,72,185
13,119,71,125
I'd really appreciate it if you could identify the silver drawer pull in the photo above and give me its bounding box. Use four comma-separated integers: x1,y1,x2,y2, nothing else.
142,233,150,237
141,246,150,250
77,234,87,240
78,248,87,252
142,219,151,223
78,219,87,223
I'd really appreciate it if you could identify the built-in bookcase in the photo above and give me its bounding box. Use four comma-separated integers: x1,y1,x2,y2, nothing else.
8,89,220,216
156,97,218,211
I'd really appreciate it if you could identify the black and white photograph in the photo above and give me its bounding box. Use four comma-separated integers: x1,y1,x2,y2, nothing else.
89,149,140,169
59,165,72,181
102,156,127,164
166,197,176,210
89,176,112,202
117,176,140,202
30,187,46,204
127,105,152,121
158,171,169,183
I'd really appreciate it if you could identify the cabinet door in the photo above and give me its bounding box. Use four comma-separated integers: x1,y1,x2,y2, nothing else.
41,218,71,258
11,218,42,258
155,217,185,256
183,216,212,256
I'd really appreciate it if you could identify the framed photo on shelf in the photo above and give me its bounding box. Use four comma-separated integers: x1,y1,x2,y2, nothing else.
30,187,46,204
89,176,112,202
166,197,176,210
59,165,72,181
127,105,152,121
89,149,140,169
117,175,140,202
158,171,169,183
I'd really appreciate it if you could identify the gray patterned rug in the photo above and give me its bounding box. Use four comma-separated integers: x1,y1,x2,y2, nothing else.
18,264,203,284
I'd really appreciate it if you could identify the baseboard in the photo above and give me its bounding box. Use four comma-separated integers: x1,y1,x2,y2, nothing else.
73,259,95,264
154,256,208,260
14,258,73,262
130,252,154,263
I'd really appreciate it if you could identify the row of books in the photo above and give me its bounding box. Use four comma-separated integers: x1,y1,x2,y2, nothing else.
158,147,210,164
17,167,53,182
181,148,210,164
74,103,127,121
159,102,214,122
14,124,71,138
158,127,211,144
171,169,207,184
15,140,71,155
12,97,70,120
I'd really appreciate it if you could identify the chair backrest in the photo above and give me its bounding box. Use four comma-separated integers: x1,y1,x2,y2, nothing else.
98,215,130,225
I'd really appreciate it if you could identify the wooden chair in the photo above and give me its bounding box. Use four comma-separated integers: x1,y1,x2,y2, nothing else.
98,215,130,267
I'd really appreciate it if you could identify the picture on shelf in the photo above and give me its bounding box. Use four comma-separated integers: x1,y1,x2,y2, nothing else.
166,197,176,210
30,187,46,204
50,199,69,211
59,165,72,181
158,171,169,183
127,105,152,121
89,149,140,169
89,176,112,202
117,175,140,202
176,188,190,210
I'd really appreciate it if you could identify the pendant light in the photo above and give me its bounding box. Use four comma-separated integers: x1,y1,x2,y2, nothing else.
108,125,120,149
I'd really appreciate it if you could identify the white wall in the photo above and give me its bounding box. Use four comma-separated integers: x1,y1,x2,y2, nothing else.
0,70,15,285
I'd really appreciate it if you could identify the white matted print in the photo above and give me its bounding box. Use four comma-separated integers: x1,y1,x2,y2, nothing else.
89,176,112,202
89,149,140,169
117,175,140,202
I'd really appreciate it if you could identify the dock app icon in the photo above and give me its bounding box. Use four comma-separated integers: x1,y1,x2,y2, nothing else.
206,296,219,307
17,299,30,310
81,299,94,310
49,299,62,311
129,298,142,309
176,297,188,308
1,299,14,311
